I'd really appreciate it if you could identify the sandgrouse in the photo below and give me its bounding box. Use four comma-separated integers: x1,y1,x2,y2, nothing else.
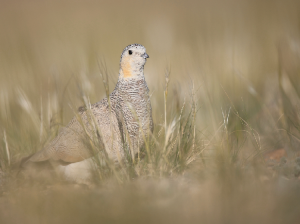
22,44,153,183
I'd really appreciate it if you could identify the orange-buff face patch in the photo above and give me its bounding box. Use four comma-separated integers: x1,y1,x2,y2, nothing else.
122,57,132,78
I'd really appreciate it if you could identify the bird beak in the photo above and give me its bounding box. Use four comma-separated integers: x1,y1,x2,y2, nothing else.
142,53,149,59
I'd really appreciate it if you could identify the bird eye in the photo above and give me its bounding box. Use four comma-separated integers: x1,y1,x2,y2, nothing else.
128,50,132,55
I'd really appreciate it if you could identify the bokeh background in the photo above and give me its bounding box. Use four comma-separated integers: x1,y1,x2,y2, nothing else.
1,0,300,223
1,0,300,136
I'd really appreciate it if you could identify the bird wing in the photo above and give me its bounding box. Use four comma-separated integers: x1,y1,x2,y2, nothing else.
29,103,108,164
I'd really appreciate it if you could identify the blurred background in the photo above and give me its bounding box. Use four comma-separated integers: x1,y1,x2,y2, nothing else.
1,0,300,138
1,0,300,223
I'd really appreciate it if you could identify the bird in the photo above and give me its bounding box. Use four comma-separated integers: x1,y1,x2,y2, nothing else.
20,43,153,183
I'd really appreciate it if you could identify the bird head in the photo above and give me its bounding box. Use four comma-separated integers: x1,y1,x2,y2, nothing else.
119,44,149,78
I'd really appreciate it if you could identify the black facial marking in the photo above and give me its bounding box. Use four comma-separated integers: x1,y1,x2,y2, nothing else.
128,50,132,55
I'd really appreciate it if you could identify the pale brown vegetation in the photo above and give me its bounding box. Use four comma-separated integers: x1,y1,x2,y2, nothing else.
1,0,300,223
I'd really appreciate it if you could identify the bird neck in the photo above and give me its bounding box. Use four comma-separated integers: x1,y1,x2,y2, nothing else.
119,67,144,79
119,57,145,79
117,72,146,85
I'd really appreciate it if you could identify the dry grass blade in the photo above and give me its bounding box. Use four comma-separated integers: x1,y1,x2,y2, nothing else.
0,1,300,223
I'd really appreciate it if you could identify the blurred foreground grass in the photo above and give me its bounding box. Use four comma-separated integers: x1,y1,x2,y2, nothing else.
1,0,300,223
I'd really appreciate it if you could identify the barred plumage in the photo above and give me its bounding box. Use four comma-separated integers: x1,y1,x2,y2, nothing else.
22,44,153,183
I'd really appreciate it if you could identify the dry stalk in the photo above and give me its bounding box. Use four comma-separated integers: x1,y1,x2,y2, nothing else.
164,69,170,151
3,130,10,166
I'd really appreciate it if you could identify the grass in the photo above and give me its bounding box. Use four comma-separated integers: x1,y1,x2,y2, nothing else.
1,0,300,223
